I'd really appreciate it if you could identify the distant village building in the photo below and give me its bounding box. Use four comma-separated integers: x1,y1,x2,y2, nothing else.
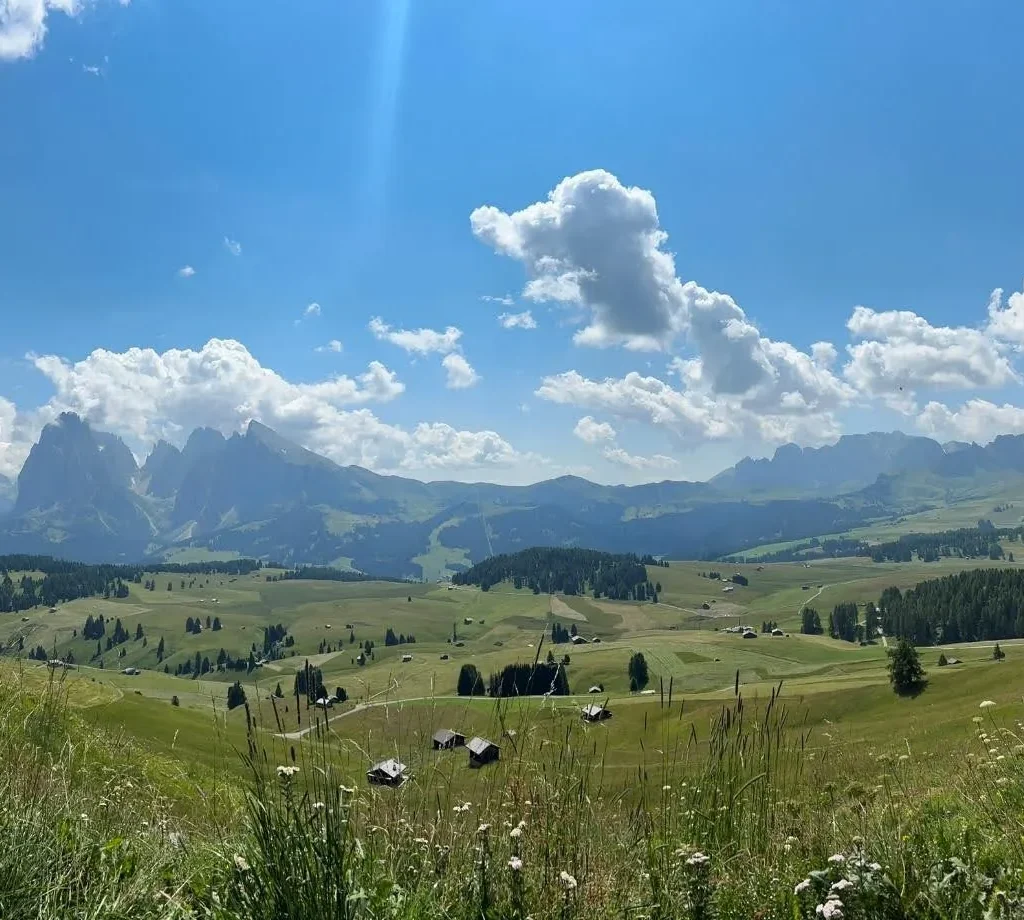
742,630,758,639
432,729,466,750
121,667,140,675
581,704,612,722
463,617,473,624
588,685,603,694
315,697,333,707
771,628,785,637
571,635,588,645
401,654,413,662
467,736,499,768
590,637,602,643
366,758,407,786
439,653,449,660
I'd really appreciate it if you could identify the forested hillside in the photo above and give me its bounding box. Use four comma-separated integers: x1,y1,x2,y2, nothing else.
452,547,667,599
879,568,1024,645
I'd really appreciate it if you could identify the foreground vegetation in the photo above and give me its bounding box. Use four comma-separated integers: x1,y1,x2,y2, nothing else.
6,656,1024,919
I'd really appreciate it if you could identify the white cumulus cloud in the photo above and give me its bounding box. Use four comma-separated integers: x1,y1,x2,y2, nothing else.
471,169,689,351
572,416,616,444
442,353,480,389
498,311,537,330
0,339,532,479
0,0,122,61
315,340,343,354
918,399,1024,444
224,237,242,256
177,265,195,278
986,286,1024,346
368,317,462,355
304,302,321,317
843,306,1016,409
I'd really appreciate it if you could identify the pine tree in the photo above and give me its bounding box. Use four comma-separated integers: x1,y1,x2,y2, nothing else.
994,642,1006,660
888,639,925,695
226,681,247,710
628,652,649,691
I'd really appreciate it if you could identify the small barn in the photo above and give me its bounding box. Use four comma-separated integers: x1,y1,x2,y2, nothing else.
771,628,784,637
314,696,334,707
571,634,588,645
467,736,499,768
432,728,466,750
581,703,612,722
588,685,603,694
439,653,449,661
591,637,602,643
401,654,413,662
742,630,758,639
367,758,407,787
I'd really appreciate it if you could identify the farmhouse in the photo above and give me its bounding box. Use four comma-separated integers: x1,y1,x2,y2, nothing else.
366,759,407,786
464,617,473,624
432,729,466,750
588,685,603,693
467,736,499,768
581,704,612,722
314,697,333,707
722,585,735,593
571,634,588,645
771,628,785,637
439,653,449,660
591,637,602,643
401,654,413,662
742,630,758,639
121,667,140,676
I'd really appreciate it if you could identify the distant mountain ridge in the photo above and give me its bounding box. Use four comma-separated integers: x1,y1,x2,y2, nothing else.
2,416,1024,574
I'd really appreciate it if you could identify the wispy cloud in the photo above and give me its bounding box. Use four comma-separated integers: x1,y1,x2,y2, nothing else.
369,317,462,355
82,64,102,77
177,265,195,278
304,302,321,317
224,237,242,256
481,294,514,306
315,340,343,354
499,310,537,330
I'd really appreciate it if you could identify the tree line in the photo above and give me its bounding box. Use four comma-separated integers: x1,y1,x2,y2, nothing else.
879,568,1024,645
452,547,665,601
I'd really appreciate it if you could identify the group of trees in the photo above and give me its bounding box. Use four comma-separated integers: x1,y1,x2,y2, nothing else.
0,555,262,614
453,547,664,601
383,627,416,646
800,608,824,635
550,622,577,644
878,569,1024,645
488,662,570,698
277,567,404,584
828,603,859,642
628,652,649,691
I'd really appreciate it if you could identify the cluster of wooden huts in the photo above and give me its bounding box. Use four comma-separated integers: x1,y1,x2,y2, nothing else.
366,703,612,787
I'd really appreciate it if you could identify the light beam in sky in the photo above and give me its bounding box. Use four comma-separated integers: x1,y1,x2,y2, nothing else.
362,0,412,235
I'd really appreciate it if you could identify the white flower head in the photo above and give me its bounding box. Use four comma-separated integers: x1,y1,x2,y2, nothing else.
560,870,578,890
685,851,710,867
508,855,523,871
510,826,523,839
795,878,812,895
233,854,251,872
831,878,854,891
828,854,846,865
478,823,491,834
981,700,997,709
816,897,844,919
276,765,300,778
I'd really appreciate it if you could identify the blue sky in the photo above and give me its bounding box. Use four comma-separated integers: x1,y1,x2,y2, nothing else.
3,0,1024,484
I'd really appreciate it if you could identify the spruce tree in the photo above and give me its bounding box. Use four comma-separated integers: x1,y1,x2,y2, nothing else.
888,639,925,695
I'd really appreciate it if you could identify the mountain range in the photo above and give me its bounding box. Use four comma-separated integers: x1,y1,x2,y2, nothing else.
2,413,1024,576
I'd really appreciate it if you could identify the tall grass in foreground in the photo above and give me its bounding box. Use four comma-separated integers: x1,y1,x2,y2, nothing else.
3,666,1024,917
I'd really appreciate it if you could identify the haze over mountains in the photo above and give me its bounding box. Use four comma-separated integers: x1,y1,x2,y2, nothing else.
3,413,1024,576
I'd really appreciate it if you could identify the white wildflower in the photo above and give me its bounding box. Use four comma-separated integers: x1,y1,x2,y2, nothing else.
560,870,578,890
509,856,523,871
233,854,250,872
276,765,300,778
831,878,854,891
828,853,845,865
340,785,355,795
414,837,429,845
817,898,844,919
478,823,491,834
510,826,523,839
795,878,812,895
662,785,671,791
981,700,997,709
997,776,1010,786
972,716,983,723
685,852,710,867
311,802,326,811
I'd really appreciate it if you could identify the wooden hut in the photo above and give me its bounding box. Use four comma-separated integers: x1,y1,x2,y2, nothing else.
467,736,499,768
366,758,407,786
581,703,612,723
432,729,466,750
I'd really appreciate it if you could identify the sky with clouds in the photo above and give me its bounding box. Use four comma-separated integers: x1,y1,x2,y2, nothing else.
3,1,1024,485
